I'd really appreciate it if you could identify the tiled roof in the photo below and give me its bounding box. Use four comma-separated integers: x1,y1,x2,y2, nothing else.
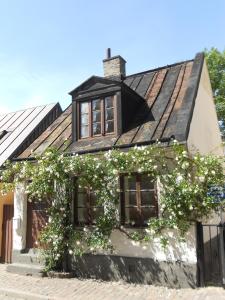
0,103,61,165
17,52,204,158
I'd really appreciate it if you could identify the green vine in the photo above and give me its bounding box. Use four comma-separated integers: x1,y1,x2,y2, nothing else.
0,141,224,272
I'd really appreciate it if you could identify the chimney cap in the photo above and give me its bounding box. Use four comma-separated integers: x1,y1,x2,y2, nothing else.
106,48,111,59
103,55,126,63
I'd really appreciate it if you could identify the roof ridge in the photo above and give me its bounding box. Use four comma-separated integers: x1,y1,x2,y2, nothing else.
124,58,194,79
0,102,58,117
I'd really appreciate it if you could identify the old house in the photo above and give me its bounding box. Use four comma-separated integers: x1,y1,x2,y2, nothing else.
6,50,224,287
0,103,62,263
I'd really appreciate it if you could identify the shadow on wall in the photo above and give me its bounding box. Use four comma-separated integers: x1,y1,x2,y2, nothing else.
70,254,197,288
201,224,223,286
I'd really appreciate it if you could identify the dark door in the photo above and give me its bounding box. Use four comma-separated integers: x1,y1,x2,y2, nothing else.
1,204,14,263
26,200,48,249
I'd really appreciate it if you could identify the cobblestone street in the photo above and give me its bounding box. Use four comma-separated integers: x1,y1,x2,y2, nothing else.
0,264,225,300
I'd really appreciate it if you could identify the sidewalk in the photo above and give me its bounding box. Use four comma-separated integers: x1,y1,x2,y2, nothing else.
0,264,225,300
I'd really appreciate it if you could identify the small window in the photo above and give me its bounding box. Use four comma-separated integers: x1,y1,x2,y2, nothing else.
120,174,158,227
80,102,89,138
92,99,101,136
74,185,104,225
104,96,114,134
78,96,115,139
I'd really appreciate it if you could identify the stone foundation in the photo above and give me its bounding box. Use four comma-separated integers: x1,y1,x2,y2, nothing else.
70,254,197,288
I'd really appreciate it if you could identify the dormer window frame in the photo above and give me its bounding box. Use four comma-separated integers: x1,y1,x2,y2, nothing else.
77,94,116,140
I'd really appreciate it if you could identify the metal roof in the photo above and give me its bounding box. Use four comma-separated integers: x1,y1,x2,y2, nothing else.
0,103,61,165
18,52,204,158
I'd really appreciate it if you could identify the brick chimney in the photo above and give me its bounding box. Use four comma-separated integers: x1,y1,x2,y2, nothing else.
103,48,126,79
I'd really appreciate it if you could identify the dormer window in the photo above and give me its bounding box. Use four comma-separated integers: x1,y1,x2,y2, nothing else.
79,95,115,139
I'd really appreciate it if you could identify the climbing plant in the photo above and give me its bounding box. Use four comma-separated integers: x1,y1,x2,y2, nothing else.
0,141,224,272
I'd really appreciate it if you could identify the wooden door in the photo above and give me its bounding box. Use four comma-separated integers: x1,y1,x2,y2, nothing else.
26,200,48,249
1,205,14,263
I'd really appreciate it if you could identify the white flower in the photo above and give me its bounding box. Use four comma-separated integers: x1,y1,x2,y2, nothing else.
69,249,73,255
211,170,216,175
199,176,205,183
181,162,189,169
176,175,183,184
112,169,118,175
76,240,81,245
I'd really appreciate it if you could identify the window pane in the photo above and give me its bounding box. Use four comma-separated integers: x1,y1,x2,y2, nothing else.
92,99,101,110
78,208,89,224
93,123,101,135
105,121,114,133
141,207,157,224
81,125,89,138
91,207,104,223
92,111,101,122
81,102,89,114
81,114,88,125
90,192,98,206
77,192,87,207
125,208,140,225
105,108,114,121
105,97,113,108
140,175,154,190
124,176,136,190
141,191,155,206
125,191,136,206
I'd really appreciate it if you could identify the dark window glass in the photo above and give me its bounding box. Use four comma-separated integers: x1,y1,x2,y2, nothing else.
104,97,114,133
121,174,157,227
105,120,114,133
105,108,114,121
92,99,101,136
105,96,113,108
79,96,114,138
75,185,104,225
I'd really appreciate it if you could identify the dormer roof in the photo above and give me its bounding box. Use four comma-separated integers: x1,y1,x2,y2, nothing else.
17,52,205,158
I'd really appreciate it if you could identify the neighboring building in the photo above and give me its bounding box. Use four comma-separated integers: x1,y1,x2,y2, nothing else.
8,51,224,287
0,103,62,263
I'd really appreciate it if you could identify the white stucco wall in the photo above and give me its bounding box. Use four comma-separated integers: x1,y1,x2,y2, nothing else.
13,183,27,251
108,226,197,263
187,60,223,156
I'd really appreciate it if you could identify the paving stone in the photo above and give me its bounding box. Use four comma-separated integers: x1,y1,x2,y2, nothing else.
1,264,225,299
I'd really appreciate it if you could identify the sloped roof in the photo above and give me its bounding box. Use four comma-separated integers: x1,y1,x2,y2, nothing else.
18,105,72,159
18,52,204,158
0,103,61,165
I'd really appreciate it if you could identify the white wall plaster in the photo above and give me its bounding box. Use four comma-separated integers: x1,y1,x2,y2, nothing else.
13,183,27,251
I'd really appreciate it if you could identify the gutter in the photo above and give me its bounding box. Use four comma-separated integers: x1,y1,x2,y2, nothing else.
11,135,187,163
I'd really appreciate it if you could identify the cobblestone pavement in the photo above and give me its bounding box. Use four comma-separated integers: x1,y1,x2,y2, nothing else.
1,264,225,300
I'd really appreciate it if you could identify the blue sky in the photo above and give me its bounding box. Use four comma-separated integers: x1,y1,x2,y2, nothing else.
0,0,224,113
